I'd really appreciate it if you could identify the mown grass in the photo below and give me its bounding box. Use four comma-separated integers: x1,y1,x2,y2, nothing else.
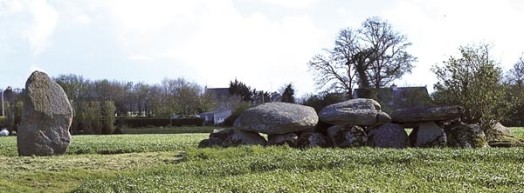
0,128,523,192
120,126,217,134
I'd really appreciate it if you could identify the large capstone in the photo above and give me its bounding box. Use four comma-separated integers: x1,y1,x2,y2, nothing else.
17,71,73,156
233,102,318,135
198,128,266,148
367,123,408,148
318,99,391,126
391,106,462,123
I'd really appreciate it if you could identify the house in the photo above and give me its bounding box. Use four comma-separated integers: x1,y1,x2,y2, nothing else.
201,87,234,125
201,109,233,125
353,84,432,113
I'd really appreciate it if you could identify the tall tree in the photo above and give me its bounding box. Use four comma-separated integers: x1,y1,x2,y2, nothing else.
229,79,253,102
506,54,524,88
432,43,510,131
308,17,416,96
360,17,416,88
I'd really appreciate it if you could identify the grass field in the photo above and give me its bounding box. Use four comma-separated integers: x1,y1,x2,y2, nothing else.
0,127,522,192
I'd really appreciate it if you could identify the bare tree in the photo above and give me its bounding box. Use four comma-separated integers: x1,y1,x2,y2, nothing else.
360,17,416,88
308,17,416,96
507,54,524,88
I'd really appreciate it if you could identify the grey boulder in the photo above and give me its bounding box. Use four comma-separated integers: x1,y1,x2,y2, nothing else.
17,71,73,156
367,123,408,148
327,125,367,148
391,106,462,123
198,128,266,148
234,102,318,135
445,124,488,148
409,121,446,147
319,99,391,126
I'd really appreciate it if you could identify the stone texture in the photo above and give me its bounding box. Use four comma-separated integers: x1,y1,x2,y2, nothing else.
409,121,446,147
17,71,73,156
391,105,462,123
198,128,266,148
296,132,330,148
267,133,298,147
234,102,318,135
445,124,488,148
490,122,511,135
319,99,391,126
367,123,408,148
327,125,367,148
0,129,8,136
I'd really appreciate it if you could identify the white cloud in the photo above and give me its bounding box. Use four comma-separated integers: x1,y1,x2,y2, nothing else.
26,0,59,56
74,14,92,25
128,54,153,62
258,0,318,9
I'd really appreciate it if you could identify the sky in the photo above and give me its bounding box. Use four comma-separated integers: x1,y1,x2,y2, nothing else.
1,0,524,97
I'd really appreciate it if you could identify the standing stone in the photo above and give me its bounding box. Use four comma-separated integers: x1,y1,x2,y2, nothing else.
367,123,408,148
409,122,446,147
319,99,391,126
327,125,367,148
234,102,318,135
17,71,73,156
267,133,298,147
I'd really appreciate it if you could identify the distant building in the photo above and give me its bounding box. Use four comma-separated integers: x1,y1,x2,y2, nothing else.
201,87,234,125
353,84,432,113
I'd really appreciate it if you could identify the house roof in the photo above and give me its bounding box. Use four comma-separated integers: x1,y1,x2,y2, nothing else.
353,85,432,113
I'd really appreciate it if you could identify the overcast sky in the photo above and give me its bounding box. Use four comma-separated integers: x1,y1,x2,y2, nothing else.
1,0,524,96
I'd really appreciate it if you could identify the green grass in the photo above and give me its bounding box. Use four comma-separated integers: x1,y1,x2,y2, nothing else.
120,126,217,134
0,128,523,192
511,127,524,138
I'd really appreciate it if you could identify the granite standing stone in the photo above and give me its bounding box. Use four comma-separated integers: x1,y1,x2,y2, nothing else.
17,71,73,156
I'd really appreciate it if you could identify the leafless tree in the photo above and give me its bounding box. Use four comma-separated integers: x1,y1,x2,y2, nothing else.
308,17,416,96
507,54,524,88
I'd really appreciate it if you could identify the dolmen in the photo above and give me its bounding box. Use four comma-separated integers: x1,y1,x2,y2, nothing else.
17,71,74,156
199,99,492,149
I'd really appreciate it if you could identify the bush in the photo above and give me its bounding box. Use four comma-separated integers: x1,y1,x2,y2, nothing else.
123,118,171,128
171,118,205,127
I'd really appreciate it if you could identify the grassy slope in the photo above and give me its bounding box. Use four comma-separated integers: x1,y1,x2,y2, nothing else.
0,129,522,192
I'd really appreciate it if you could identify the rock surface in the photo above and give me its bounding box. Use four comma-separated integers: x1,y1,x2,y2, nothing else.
409,122,447,147
319,99,391,126
445,124,488,148
0,129,9,136
367,123,408,148
234,102,318,135
198,129,266,148
296,132,330,148
490,122,511,135
391,106,462,123
327,125,367,148
267,133,298,147
17,71,73,156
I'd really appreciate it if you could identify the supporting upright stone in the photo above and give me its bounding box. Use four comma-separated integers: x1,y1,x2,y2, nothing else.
17,71,74,156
